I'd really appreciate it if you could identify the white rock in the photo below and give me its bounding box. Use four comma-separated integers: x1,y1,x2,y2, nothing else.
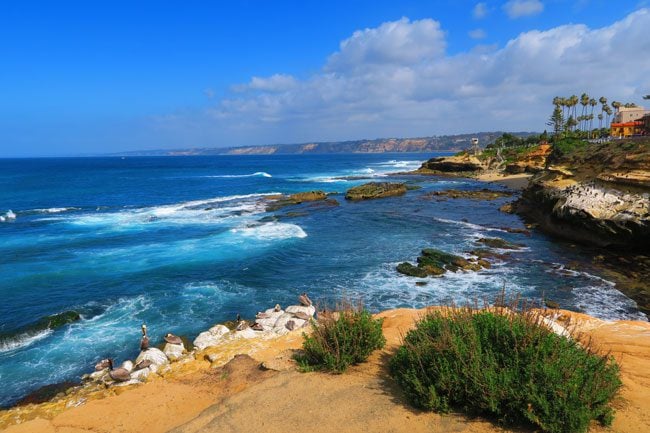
163,343,185,361
255,317,279,331
120,360,134,372
231,328,258,340
264,308,284,315
285,305,316,317
135,348,169,366
193,324,230,350
88,369,108,381
540,316,571,338
130,367,152,382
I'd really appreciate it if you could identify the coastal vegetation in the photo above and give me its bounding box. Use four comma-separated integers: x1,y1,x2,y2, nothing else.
295,304,385,373
389,306,622,433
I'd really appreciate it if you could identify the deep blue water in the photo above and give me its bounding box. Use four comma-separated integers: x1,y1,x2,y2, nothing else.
0,153,646,406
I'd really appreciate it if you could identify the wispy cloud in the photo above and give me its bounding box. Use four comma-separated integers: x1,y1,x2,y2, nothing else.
473,2,489,19
503,0,544,18
468,28,487,39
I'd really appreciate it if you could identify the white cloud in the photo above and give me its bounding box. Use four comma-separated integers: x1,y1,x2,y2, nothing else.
233,74,297,93
473,2,488,19
153,9,650,146
325,18,446,71
469,28,487,39
503,0,544,18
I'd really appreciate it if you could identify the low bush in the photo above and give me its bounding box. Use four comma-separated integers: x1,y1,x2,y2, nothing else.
389,307,621,433
296,305,385,373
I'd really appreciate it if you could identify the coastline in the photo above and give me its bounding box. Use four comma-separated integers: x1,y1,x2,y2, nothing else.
2,306,649,433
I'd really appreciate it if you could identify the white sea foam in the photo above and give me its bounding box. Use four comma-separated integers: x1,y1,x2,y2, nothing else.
63,193,280,228
230,222,307,240
1,210,17,222
433,217,508,234
204,171,272,178
573,285,647,321
0,329,53,353
33,207,79,214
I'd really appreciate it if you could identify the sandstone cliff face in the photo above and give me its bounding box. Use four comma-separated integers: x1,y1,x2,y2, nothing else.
516,140,650,249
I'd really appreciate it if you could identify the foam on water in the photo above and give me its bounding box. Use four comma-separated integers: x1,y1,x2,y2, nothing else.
52,193,279,229
203,171,272,178
0,329,53,354
574,285,647,321
230,222,307,240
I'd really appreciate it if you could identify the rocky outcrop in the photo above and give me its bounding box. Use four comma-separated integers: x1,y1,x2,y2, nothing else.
424,188,513,201
345,182,407,200
192,325,230,351
397,248,490,277
515,139,650,249
417,155,484,173
266,191,329,211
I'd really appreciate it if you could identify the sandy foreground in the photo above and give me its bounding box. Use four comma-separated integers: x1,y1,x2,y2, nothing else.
2,307,649,433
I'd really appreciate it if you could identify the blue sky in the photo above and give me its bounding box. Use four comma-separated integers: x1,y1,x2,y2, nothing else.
1,0,649,156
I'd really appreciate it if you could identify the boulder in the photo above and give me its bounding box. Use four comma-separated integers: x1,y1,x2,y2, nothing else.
163,343,185,361
476,237,524,250
345,182,407,201
193,324,230,350
285,305,316,317
135,348,169,367
120,360,134,373
397,248,490,278
231,327,258,340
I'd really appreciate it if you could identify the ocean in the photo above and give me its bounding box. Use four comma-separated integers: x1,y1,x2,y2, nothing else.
0,153,646,406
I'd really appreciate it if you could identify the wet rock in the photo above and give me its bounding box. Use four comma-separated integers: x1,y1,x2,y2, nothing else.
397,248,490,278
345,182,407,200
193,324,230,350
499,202,515,213
476,237,524,250
266,190,328,211
424,188,513,201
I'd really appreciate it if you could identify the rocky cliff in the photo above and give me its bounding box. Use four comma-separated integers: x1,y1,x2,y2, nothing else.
514,139,649,249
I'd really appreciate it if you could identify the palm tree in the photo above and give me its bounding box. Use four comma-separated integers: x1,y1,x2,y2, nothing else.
598,113,604,130
580,93,589,130
604,104,613,129
589,98,597,137
569,95,579,130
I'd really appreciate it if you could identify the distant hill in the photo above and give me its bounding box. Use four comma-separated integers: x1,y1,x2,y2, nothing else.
114,132,538,156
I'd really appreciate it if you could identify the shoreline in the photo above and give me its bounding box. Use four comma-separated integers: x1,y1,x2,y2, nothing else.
2,306,649,433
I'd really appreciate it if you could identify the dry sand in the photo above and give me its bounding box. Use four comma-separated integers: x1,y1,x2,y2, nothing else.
476,172,533,190
3,308,650,433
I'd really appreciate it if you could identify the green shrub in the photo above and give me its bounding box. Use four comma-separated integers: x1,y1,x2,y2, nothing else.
389,308,621,433
296,307,386,373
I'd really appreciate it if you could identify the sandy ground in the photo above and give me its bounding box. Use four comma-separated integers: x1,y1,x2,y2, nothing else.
3,308,650,433
476,172,533,190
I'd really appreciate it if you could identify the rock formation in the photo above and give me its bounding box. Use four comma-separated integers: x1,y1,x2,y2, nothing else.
514,139,649,249
345,182,407,200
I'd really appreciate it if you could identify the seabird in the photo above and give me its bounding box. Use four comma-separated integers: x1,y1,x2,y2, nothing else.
298,293,312,306
95,358,111,371
140,324,149,351
134,359,153,371
107,359,131,382
164,333,183,345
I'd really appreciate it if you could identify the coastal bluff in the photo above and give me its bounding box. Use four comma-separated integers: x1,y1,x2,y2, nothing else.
2,307,649,433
